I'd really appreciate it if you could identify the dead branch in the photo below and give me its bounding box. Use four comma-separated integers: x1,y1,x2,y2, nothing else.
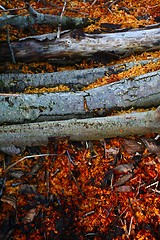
0,4,88,29
0,58,159,93
0,28,160,64
0,70,160,125
0,107,160,151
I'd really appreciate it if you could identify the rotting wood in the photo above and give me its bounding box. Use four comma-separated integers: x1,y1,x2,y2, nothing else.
0,70,160,125
0,28,160,64
0,58,159,93
0,106,160,152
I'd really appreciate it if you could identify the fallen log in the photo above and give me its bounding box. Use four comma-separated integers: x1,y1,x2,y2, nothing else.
1,70,160,125
0,4,88,29
0,27,160,64
0,106,160,154
0,58,159,92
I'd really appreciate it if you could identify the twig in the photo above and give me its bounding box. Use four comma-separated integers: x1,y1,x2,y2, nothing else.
25,3,40,17
145,181,159,189
66,150,77,166
0,5,6,11
128,198,139,227
6,28,16,64
52,168,60,178
91,0,98,7
135,179,145,197
46,170,50,199
67,156,85,197
70,171,85,197
5,153,65,172
110,206,128,227
57,0,67,39
145,181,160,194
0,6,25,12
82,210,95,218
128,216,134,236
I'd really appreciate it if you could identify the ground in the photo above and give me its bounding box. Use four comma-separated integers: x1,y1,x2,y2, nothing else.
0,0,160,239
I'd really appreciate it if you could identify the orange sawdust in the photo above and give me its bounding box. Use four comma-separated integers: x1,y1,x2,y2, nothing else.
0,136,159,239
0,0,160,239
83,57,160,90
24,85,70,93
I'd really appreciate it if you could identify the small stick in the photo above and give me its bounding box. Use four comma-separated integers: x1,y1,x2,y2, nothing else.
57,0,67,39
145,181,159,189
82,210,95,218
66,150,77,166
6,28,16,64
128,198,139,227
25,3,39,17
91,0,98,7
110,206,128,227
46,170,50,199
52,168,60,178
128,216,134,236
5,153,65,172
146,181,160,194
67,157,85,197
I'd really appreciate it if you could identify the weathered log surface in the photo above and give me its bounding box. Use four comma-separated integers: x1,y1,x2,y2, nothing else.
0,70,160,125
0,6,87,29
1,58,159,93
0,107,160,153
0,28,160,64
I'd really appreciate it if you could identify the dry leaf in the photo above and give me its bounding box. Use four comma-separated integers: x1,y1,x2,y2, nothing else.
123,139,144,154
114,163,134,173
23,208,38,224
116,185,133,192
106,147,119,156
141,138,160,156
113,173,133,187
1,195,17,209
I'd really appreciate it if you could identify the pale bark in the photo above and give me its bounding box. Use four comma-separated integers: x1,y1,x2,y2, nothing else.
0,5,87,29
0,28,160,64
0,107,160,150
0,70,160,125
0,58,159,93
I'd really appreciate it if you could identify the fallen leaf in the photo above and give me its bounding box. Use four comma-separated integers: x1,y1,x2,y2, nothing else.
123,139,144,154
116,185,133,192
23,208,38,224
113,173,133,187
114,163,134,173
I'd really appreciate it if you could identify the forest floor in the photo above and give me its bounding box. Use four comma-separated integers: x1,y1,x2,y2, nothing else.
0,0,160,239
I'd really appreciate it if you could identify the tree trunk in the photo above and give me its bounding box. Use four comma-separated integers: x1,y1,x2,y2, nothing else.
1,58,159,93
0,28,160,64
0,107,160,152
0,70,160,125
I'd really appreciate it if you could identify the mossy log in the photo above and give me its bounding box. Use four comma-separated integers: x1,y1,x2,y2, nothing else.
0,107,160,152
0,28,160,64
0,58,159,93
0,70,160,125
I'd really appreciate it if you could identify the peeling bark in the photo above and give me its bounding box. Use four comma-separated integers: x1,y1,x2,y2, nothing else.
0,70,160,125
0,58,159,93
0,28,160,64
0,107,160,150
